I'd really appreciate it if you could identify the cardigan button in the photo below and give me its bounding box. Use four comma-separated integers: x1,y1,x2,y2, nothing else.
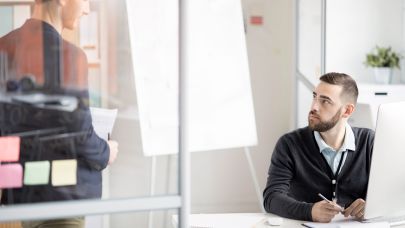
332,179,336,184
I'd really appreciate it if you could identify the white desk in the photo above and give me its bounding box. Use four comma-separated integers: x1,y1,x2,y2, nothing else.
173,213,302,228
172,213,405,228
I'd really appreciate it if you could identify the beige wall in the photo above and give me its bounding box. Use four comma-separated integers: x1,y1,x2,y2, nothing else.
190,0,295,213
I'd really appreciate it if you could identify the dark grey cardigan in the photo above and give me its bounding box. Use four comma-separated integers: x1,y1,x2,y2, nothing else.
263,126,374,221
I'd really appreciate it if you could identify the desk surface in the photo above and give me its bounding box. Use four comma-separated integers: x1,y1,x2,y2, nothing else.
178,213,301,228
173,213,405,228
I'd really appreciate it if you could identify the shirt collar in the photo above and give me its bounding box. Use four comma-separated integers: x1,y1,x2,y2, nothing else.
314,123,356,153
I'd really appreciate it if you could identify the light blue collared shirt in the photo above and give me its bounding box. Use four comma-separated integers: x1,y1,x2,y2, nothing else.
314,123,356,174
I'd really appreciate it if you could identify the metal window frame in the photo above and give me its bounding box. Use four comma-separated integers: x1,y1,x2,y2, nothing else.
0,196,182,221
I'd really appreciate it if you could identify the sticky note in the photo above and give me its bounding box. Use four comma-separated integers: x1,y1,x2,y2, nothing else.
0,136,20,162
0,164,23,189
51,159,77,186
24,161,50,185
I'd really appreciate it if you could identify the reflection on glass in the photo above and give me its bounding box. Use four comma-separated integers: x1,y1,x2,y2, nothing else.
108,0,179,199
0,0,117,210
0,0,180,227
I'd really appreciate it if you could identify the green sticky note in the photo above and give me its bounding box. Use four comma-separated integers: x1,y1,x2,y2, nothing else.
24,161,50,185
52,159,77,186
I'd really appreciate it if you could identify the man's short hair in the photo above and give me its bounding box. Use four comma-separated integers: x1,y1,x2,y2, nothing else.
320,72,359,104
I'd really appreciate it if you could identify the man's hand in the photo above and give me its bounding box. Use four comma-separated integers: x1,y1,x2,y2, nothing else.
343,198,365,219
107,140,119,165
311,200,341,222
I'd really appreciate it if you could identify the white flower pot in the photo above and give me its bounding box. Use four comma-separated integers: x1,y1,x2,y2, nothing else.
373,67,392,84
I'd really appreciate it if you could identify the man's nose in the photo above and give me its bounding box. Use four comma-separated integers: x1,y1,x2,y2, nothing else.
310,99,319,112
83,1,90,15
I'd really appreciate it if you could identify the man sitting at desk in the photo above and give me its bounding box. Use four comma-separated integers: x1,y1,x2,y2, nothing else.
263,72,374,222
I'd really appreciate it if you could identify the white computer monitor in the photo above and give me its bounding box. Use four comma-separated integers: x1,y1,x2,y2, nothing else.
364,101,405,220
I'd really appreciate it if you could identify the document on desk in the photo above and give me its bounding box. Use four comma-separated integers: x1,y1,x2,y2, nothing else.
90,107,118,141
302,215,389,228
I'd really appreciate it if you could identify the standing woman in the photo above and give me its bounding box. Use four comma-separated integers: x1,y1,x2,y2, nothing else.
0,0,118,227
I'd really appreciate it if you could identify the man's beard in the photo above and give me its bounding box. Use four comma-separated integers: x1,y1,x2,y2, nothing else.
308,108,342,132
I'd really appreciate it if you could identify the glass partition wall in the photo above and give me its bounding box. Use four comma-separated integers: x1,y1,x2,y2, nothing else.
0,0,188,227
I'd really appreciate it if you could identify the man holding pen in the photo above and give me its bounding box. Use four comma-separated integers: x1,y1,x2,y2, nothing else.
263,73,374,222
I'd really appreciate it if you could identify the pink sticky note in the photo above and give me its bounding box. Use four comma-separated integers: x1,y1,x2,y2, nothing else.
0,136,20,162
0,164,23,189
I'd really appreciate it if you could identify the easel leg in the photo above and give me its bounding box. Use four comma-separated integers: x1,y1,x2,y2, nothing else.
163,154,173,227
244,147,265,213
148,155,157,228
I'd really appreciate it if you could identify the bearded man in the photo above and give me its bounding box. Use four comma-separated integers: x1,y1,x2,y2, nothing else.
263,72,374,223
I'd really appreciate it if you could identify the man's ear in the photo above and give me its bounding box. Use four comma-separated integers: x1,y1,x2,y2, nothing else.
342,104,355,118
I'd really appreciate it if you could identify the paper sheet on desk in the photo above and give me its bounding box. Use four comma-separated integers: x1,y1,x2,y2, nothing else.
90,107,118,141
303,214,389,228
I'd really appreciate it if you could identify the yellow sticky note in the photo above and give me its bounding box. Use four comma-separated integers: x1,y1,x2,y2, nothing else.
51,159,77,186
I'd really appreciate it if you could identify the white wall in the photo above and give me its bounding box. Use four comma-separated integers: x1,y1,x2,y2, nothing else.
326,0,404,83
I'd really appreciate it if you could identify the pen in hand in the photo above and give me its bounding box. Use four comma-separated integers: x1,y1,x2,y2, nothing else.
318,193,344,212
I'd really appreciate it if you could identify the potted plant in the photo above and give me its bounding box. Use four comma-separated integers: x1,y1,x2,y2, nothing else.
365,46,402,84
